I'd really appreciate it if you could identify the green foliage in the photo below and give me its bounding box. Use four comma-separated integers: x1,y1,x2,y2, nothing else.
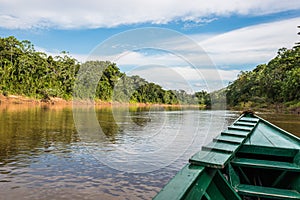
0,36,79,99
0,36,211,107
226,46,300,108
195,90,211,106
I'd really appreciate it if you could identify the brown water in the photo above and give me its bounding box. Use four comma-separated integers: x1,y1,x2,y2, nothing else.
0,105,298,200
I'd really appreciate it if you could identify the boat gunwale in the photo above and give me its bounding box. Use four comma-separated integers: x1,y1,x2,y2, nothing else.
153,113,300,200
254,114,300,143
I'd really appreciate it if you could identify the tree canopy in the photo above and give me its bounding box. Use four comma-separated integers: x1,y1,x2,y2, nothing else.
0,36,210,107
226,46,300,109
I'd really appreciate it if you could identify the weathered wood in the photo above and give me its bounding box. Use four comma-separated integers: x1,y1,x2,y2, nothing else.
238,145,299,158
154,113,300,200
189,150,232,168
153,164,206,200
239,117,259,122
213,170,242,200
213,135,245,144
202,141,239,154
228,125,253,131
234,121,256,127
221,130,248,137
236,184,300,200
231,158,300,172
247,115,300,148
190,114,259,168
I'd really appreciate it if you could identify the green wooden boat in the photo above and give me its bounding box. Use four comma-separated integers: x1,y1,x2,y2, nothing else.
154,112,300,200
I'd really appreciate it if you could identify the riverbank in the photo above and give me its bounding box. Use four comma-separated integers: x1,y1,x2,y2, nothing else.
0,94,205,109
228,102,300,115
2,94,298,114
0,94,71,105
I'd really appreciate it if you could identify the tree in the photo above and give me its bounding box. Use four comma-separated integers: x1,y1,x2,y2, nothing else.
226,45,300,108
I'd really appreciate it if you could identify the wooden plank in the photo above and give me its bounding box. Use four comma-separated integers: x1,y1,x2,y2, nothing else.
189,113,259,169
238,145,299,158
258,122,298,147
240,117,259,122
234,121,256,127
182,169,216,200
189,150,232,168
228,164,240,187
236,184,300,200
204,192,211,200
221,130,248,137
228,125,252,131
205,180,227,200
213,135,245,144
272,171,287,187
213,170,242,200
231,158,300,172
202,141,239,154
254,114,300,144
155,113,300,200
153,164,206,200
245,122,300,149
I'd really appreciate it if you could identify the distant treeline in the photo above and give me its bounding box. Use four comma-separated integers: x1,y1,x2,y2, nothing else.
226,45,300,109
0,36,210,106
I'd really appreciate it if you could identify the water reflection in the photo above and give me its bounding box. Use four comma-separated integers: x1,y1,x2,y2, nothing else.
0,105,76,164
0,105,298,199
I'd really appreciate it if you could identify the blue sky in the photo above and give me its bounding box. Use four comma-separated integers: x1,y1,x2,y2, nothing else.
1,0,300,92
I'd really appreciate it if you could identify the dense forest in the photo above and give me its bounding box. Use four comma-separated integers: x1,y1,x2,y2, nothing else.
0,36,210,106
226,45,300,110
2,36,298,110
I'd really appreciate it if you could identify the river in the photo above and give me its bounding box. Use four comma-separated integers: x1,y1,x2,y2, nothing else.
0,104,299,200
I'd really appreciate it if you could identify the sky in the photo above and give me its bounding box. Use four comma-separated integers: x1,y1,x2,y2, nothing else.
0,0,300,92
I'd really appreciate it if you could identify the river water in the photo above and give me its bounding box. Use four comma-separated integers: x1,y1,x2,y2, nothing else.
0,105,299,200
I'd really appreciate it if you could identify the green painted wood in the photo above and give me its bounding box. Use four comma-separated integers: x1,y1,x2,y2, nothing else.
228,125,253,132
153,164,206,200
234,121,256,127
204,192,211,200
213,170,242,200
190,113,259,169
202,141,239,154
205,180,227,200
272,171,287,187
294,152,300,165
231,158,300,172
254,114,300,145
238,145,299,158
245,116,300,149
155,113,300,200
291,173,300,194
189,150,232,168
236,184,300,200
228,164,240,187
183,169,216,200
213,135,245,144
240,117,260,122
221,130,248,137
236,166,251,184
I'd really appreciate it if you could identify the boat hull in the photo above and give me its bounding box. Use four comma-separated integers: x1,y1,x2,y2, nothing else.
154,113,300,200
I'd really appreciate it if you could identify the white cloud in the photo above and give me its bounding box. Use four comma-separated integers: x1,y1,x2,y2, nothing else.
80,17,300,69
0,0,299,29
124,65,239,92
34,17,299,91
116,51,184,66
109,17,299,71
95,17,299,91
199,17,300,66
